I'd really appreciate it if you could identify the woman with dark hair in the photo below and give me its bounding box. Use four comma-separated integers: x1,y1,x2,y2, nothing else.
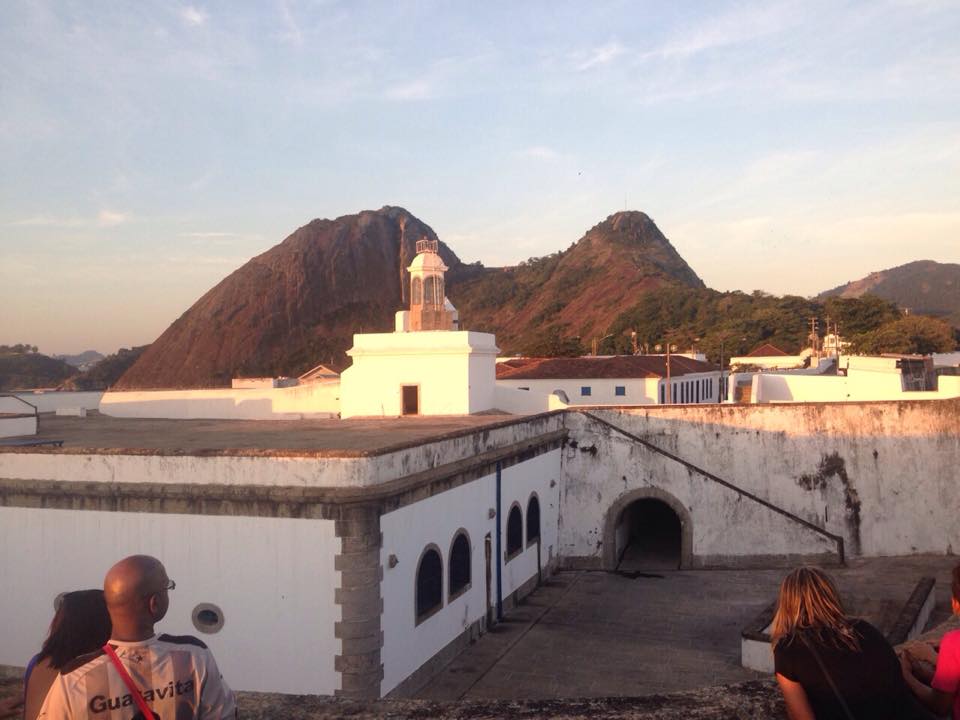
901,563,960,718
22,589,112,720
772,566,925,720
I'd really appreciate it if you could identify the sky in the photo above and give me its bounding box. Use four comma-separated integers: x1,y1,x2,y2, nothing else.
1,1,959,355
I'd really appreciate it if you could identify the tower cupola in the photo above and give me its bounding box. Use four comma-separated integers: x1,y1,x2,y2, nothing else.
407,237,455,331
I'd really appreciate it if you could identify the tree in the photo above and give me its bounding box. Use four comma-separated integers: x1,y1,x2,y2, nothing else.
853,315,956,355
521,328,584,357
822,295,900,336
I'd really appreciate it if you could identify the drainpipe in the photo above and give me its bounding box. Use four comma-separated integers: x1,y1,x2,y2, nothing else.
495,460,503,622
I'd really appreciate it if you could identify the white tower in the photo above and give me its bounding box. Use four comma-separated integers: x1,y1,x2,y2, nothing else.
407,237,455,331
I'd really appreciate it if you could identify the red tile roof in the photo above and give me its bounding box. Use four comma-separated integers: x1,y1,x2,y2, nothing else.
495,355,718,380
745,343,789,357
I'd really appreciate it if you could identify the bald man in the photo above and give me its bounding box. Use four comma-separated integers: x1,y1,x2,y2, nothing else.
38,556,236,719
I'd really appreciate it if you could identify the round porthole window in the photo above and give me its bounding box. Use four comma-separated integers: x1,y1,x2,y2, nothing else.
191,603,225,634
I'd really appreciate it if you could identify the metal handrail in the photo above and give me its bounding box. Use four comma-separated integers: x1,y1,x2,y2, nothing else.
581,411,846,564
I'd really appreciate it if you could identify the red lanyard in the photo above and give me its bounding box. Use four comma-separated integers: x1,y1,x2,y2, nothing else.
102,643,156,719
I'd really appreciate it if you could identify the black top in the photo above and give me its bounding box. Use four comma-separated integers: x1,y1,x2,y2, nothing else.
774,619,914,720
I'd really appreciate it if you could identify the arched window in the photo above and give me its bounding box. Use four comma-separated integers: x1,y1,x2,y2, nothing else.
526,495,541,545
449,531,471,600
506,504,523,559
423,275,439,306
411,276,423,306
415,546,443,623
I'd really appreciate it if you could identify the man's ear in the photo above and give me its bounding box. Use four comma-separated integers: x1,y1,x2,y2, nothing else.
952,596,960,615
147,593,161,617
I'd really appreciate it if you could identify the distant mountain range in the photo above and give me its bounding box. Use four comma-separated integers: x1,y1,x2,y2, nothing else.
110,206,956,389
0,346,146,392
819,260,960,326
54,350,105,372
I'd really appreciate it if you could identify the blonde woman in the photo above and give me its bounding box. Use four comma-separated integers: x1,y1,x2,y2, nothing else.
772,567,925,720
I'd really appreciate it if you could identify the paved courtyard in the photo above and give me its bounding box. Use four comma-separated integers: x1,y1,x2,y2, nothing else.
416,556,956,701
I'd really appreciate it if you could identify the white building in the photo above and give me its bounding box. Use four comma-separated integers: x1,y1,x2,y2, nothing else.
495,355,722,406
730,343,811,371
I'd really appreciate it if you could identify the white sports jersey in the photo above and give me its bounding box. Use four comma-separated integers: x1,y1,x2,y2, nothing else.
38,634,237,720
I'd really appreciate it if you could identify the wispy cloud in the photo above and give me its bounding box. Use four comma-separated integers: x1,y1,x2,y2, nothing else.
97,210,128,227
646,4,798,60
178,231,239,238
384,80,432,101
179,6,208,27
575,41,625,71
9,210,130,228
520,146,563,161
277,0,303,46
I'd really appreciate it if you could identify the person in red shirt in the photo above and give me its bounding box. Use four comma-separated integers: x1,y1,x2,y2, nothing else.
902,563,960,719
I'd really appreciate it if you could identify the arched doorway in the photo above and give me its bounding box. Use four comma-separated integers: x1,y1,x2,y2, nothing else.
602,488,692,571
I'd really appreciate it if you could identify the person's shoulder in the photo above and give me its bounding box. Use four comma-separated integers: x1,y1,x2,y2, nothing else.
58,648,107,677
157,633,209,650
939,628,960,652
851,617,885,640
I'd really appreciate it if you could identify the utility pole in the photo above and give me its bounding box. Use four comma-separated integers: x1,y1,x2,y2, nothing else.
810,316,820,356
666,341,672,404
719,336,726,404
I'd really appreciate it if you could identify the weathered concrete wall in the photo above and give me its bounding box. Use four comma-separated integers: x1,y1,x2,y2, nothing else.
0,507,341,694
100,382,340,420
0,413,566,492
588,399,960,558
560,413,837,568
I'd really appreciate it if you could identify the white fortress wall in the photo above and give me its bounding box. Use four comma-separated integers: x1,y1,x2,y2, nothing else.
753,371,960,403
379,448,560,695
13,391,104,413
560,413,837,568
500,450,561,596
0,507,340,695
0,414,564,491
100,382,340,420
586,401,960,558
0,452,369,488
380,474,494,695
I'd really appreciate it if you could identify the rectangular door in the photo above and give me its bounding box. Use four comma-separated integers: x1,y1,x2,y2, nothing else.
401,385,419,415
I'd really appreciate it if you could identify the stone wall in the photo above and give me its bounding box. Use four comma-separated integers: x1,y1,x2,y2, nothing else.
586,399,960,558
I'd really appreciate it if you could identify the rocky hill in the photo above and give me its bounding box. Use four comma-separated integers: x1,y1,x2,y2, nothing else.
0,351,76,391
115,207,475,389
820,260,960,326
449,211,704,352
116,208,705,389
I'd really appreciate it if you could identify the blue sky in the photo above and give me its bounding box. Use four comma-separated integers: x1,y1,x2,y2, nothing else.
2,1,959,354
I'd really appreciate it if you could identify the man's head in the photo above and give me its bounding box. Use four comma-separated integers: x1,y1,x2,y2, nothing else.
103,556,173,636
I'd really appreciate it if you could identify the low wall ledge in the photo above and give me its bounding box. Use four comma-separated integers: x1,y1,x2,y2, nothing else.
237,679,785,719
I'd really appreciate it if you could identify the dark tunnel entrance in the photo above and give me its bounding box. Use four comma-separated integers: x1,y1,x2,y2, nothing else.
614,499,682,572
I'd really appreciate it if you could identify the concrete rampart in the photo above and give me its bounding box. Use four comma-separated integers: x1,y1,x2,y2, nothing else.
587,399,960,558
